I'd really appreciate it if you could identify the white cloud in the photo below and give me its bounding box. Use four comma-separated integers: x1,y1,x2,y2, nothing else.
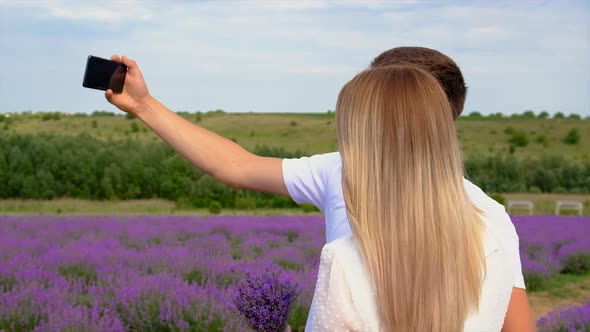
0,0,589,115
1,0,153,22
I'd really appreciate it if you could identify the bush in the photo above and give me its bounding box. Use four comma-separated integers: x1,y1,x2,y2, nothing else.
91,111,115,117
535,135,549,147
509,145,516,154
208,201,222,214
560,253,590,274
562,128,580,145
559,242,590,274
41,112,61,121
521,258,553,292
528,186,542,193
1,134,589,204
508,130,529,147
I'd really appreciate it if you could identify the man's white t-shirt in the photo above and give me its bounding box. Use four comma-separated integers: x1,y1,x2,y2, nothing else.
282,152,526,330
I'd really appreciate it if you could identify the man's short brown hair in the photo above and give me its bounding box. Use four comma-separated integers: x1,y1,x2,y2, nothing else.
370,47,466,119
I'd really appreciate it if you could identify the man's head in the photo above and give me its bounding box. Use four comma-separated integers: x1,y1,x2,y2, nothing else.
370,47,466,120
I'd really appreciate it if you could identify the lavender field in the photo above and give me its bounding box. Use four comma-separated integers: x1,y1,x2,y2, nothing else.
0,215,589,332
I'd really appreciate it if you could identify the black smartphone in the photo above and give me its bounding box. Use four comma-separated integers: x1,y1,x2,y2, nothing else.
82,55,127,93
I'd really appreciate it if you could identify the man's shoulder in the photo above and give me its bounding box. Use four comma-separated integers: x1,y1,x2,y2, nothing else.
306,152,342,176
463,178,519,242
463,178,505,213
311,151,341,163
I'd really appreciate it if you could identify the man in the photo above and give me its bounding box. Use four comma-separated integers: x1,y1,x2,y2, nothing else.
105,47,534,331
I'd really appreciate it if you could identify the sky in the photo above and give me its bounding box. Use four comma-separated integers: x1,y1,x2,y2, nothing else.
0,0,589,116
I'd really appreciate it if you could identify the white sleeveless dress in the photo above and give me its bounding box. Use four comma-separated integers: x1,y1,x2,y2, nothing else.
308,226,515,332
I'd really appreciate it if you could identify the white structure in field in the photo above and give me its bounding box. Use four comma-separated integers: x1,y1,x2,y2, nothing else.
506,200,534,215
555,200,583,215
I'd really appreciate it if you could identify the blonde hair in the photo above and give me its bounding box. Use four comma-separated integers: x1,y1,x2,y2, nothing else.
336,66,486,332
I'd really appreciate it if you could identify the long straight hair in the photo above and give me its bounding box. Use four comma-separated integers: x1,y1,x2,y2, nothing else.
336,66,486,332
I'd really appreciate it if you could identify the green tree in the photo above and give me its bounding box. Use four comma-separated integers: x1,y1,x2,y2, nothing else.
0,140,7,197
522,110,535,119
563,129,580,145
101,163,122,199
567,114,581,120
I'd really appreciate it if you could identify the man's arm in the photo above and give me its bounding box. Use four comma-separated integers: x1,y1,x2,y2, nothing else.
501,288,535,332
105,55,289,196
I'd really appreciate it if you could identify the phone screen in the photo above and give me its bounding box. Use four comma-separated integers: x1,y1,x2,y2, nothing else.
82,56,127,93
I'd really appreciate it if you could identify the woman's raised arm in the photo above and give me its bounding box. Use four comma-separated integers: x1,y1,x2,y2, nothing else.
105,55,289,197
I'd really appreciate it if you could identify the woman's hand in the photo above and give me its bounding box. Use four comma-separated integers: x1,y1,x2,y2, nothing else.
105,55,152,116
285,325,291,332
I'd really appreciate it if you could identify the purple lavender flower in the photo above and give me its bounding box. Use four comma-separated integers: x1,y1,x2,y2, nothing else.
1,215,587,331
558,241,590,274
229,264,300,332
536,301,590,332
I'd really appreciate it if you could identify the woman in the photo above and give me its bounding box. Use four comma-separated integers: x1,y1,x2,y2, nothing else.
105,55,534,331
308,65,528,331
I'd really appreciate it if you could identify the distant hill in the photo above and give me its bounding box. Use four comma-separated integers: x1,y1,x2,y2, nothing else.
1,111,588,161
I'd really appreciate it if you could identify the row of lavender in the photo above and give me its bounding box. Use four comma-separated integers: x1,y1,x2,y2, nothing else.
0,216,323,331
514,216,590,332
515,216,590,291
0,215,588,331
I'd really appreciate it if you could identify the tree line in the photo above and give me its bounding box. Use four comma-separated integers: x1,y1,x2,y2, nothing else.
0,134,588,208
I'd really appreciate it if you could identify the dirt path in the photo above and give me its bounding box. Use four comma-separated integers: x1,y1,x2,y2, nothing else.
528,275,590,323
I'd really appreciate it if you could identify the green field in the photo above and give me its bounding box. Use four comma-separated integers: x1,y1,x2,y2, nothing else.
2,111,589,161
0,194,588,215
0,198,318,215
1,111,589,212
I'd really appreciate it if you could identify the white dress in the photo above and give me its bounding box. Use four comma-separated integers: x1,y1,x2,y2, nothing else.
282,152,524,331
309,227,515,332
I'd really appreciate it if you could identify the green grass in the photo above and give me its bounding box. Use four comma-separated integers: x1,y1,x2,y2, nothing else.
3,113,589,161
0,198,322,215
529,271,590,298
2,195,589,215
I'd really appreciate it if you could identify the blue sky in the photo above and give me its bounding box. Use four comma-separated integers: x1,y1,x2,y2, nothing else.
1,0,589,116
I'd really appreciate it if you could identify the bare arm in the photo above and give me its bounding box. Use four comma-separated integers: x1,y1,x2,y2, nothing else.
501,288,534,332
105,55,289,196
